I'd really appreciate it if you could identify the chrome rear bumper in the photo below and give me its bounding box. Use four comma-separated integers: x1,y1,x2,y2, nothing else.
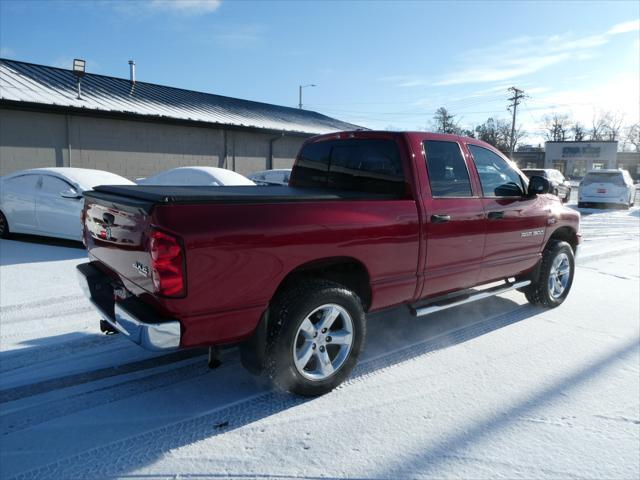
77,262,181,351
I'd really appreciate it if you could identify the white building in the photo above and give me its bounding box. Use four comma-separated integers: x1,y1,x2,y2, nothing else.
544,141,618,178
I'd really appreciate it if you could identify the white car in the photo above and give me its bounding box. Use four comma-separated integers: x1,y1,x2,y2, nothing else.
0,168,134,241
247,169,292,186
578,169,637,209
137,166,255,186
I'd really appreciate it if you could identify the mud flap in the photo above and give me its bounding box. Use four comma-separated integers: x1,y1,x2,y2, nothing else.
239,309,269,375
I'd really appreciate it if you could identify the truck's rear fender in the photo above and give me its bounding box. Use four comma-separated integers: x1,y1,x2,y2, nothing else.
239,256,371,375
273,256,372,310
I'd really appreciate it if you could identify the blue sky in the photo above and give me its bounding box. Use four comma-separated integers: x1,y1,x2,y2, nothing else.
1,0,638,143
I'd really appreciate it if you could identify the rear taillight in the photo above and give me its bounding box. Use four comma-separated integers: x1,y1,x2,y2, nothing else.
149,229,185,297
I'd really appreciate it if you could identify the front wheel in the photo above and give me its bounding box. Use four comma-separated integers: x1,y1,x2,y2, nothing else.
524,240,575,308
266,279,365,396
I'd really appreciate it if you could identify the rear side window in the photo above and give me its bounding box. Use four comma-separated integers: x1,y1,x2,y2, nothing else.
41,175,76,195
468,144,524,197
291,138,405,195
328,139,404,194
423,140,472,197
290,141,331,187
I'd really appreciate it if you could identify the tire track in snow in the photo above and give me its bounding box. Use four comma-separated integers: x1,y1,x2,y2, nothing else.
0,335,112,374
0,294,85,314
9,305,535,480
1,304,95,325
1,357,210,435
0,349,206,403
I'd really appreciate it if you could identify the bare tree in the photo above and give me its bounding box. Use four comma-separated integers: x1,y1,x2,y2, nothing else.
543,113,571,142
432,107,459,134
602,112,624,141
588,111,624,141
623,124,640,152
589,113,607,141
571,122,586,141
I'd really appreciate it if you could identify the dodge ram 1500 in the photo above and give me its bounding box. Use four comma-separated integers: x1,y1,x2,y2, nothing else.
77,131,580,396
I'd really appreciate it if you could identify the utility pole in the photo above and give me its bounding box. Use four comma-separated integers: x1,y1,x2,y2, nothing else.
508,87,525,158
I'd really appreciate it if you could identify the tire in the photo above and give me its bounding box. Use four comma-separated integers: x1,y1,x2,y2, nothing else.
0,210,9,239
265,278,366,396
523,240,575,308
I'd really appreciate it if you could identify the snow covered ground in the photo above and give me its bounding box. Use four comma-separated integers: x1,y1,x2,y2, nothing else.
0,206,638,479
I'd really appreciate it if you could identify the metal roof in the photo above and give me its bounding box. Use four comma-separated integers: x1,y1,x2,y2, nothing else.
0,58,361,135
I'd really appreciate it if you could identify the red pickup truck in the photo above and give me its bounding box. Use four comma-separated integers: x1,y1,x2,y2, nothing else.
77,131,580,396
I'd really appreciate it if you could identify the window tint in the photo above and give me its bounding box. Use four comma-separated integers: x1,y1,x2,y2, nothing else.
291,139,405,194
327,139,404,194
468,145,524,197
290,141,331,187
582,172,624,186
5,174,40,191
41,176,74,195
423,140,472,197
523,170,545,179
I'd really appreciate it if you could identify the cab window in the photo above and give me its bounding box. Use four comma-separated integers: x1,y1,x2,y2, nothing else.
468,144,524,197
292,138,405,195
423,140,472,197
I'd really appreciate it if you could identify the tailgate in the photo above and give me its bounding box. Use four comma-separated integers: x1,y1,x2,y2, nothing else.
83,191,155,293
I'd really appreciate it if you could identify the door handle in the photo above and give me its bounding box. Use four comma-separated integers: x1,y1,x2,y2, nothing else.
431,214,451,224
487,211,504,220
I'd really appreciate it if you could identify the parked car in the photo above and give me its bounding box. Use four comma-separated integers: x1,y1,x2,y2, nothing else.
522,168,571,203
248,169,292,186
0,167,134,241
137,166,255,186
578,169,636,209
77,131,580,396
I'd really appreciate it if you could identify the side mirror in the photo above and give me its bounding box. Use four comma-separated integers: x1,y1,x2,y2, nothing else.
528,175,551,196
60,189,81,199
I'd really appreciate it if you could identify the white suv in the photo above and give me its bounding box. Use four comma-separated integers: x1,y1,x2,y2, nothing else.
578,169,636,209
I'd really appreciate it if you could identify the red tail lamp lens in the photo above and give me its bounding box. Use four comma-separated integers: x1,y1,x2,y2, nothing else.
149,229,185,297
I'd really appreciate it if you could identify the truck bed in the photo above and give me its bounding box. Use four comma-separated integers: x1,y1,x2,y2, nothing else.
87,185,400,206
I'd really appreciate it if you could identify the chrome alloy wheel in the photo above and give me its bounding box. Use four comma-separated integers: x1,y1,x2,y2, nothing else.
548,252,571,299
292,303,354,381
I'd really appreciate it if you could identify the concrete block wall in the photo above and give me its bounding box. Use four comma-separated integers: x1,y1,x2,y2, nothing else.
0,110,68,175
0,107,310,179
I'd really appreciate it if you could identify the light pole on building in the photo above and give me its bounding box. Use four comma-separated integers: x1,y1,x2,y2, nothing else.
298,84,316,109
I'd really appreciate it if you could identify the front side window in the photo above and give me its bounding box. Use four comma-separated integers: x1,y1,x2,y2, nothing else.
423,140,472,197
5,174,40,191
468,144,524,197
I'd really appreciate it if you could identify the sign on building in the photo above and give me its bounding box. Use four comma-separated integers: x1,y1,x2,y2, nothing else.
544,141,618,178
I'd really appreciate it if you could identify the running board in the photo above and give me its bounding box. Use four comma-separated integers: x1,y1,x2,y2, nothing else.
411,280,531,317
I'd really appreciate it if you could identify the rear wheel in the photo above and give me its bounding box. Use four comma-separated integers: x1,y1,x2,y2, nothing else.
524,240,575,308
0,211,9,238
266,279,365,396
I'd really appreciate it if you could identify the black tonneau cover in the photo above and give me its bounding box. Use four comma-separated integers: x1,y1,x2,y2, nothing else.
87,185,400,206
